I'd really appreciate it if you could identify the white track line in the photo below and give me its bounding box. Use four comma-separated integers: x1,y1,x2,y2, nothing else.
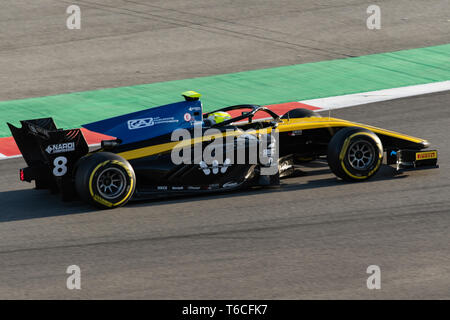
302,81,450,110
0,154,21,160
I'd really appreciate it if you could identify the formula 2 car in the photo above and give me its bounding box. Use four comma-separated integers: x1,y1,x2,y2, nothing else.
8,91,438,209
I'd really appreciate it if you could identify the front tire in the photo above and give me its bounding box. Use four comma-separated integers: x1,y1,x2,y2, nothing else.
327,127,383,181
75,152,136,209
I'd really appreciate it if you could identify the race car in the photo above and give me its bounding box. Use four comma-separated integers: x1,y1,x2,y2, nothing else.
8,91,438,209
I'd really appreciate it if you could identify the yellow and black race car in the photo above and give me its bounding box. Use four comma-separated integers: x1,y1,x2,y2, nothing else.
8,91,438,209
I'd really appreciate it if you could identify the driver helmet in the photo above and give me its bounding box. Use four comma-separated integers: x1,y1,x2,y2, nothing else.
207,111,231,125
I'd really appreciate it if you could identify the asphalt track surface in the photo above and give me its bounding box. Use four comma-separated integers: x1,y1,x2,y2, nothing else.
0,0,449,299
1,0,449,100
0,92,449,299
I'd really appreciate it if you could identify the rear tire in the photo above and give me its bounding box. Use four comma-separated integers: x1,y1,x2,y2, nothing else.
75,152,136,209
327,127,383,181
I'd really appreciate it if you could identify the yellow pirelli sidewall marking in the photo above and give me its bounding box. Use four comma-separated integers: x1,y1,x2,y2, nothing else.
110,160,135,206
89,161,113,207
339,132,383,180
88,160,135,207
416,151,437,160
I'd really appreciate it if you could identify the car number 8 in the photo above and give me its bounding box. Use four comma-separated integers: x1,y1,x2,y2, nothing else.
53,156,68,176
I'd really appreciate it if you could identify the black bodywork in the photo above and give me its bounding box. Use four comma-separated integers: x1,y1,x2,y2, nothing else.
7,102,438,203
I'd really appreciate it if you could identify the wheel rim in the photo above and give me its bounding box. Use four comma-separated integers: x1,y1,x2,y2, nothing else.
347,140,375,170
96,167,127,200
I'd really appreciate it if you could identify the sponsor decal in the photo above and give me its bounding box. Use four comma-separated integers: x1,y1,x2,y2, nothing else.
289,130,303,136
416,151,437,160
46,142,75,154
208,184,220,190
187,186,201,190
184,113,192,122
188,106,201,112
157,186,168,190
127,117,178,130
171,186,184,190
128,117,154,129
199,158,231,175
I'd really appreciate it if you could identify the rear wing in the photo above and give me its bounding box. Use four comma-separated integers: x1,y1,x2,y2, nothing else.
7,118,89,186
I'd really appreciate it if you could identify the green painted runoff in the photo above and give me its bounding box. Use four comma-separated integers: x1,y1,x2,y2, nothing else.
0,44,449,137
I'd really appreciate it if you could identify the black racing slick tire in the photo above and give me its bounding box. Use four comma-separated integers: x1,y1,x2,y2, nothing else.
75,152,136,209
281,108,321,119
327,127,383,182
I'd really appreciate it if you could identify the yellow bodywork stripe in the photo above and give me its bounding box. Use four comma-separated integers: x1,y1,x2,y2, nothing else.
278,118,427,144
118,129,268,160
117,117,426,161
